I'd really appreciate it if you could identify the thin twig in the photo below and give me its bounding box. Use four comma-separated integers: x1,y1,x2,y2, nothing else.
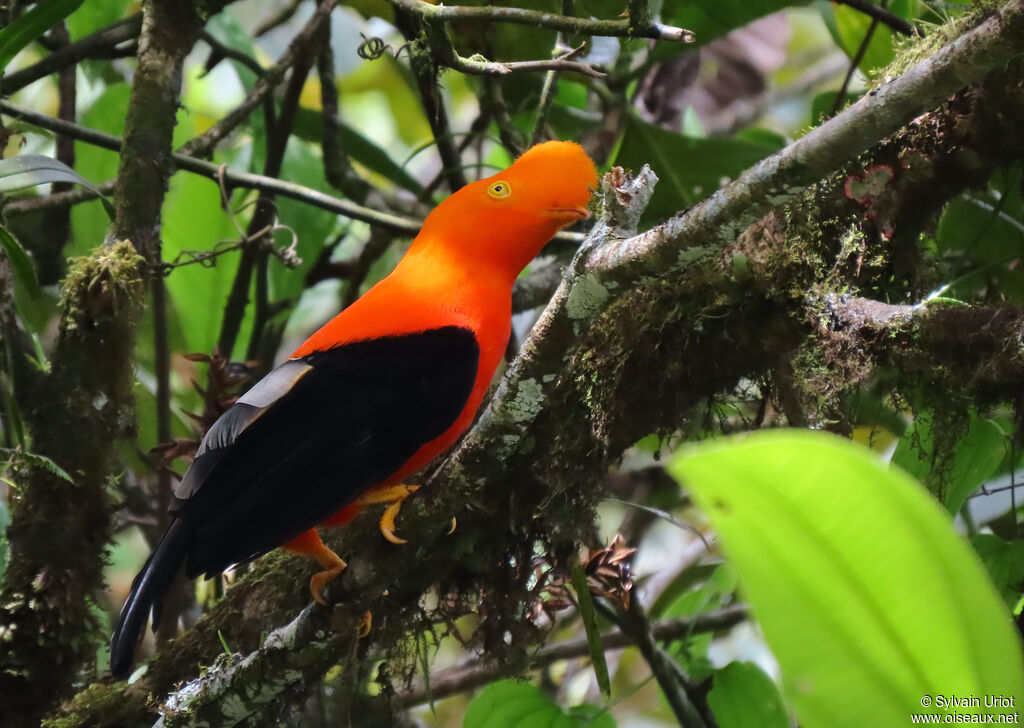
0,100,420,234
0,105,589,249
316,25,371,201
399,18,468,191
449,48,604,79
198,30,266,79
398,605,747,707
254,0,305,38
387,0,694,42
0,14,142,94
829,0,888,117
179,0,338,158
219,30,316,359
837,0,916,36
530,8,574,147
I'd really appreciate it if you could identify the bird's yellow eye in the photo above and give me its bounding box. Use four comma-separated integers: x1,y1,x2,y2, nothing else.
487,181,511,199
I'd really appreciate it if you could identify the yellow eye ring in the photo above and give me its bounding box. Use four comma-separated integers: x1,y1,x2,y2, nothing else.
487,180,511,199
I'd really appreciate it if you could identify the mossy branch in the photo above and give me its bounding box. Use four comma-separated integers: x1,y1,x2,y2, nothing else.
0,241,145,728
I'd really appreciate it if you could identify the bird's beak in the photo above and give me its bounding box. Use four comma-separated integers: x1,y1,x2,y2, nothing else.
545,206,590,221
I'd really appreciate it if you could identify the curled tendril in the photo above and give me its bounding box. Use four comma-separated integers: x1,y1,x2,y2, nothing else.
357,34,408,61
357,35,389,60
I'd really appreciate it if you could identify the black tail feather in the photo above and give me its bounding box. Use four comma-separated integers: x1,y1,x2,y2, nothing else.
109,519,190,679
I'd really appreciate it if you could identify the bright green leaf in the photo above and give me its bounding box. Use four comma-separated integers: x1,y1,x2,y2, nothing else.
464,681,614,728
708,662,789,728
669,429,1024,728
0,225,41,298
0,0,83,71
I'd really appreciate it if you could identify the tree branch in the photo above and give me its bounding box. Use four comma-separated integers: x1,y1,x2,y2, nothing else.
387,0,695,42
397,604,747,707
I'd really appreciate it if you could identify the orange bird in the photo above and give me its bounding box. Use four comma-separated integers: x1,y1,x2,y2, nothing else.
109,141,598,678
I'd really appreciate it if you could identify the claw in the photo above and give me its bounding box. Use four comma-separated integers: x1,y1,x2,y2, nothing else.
358,484,420,544
310,557,347,606
447,516,457,535
356,610,373,638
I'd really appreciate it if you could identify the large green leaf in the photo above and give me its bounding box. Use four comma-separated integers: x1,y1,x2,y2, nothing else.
0,0,83,71
708,662,789,728
612,115,783,225
669,430,1024,728
463,680,615,728
0,154,113,217
891,409,1007,515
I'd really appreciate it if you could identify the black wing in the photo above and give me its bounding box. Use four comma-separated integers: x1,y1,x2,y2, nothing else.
174,325,479,578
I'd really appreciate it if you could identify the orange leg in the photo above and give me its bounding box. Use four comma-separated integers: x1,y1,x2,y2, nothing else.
282,529,347,606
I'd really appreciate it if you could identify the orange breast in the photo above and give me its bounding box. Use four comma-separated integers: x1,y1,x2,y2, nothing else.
293,240,514,516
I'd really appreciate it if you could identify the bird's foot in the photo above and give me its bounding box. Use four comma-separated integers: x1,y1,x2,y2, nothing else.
309,551,347,606
356,483,458,544
357,483,421,544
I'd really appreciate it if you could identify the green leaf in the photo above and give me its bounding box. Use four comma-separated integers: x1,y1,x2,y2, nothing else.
463,680,614,728
668,429,1024,728
708,662,789,728
612,115,782,225
828,0,912,75
661,0,796,51
291,106,424,194
970,534,1024,610
0,0,83,71
0,225,41,298
571,560,612,700
65,0,131,41
891,409,1007,514
11,449,73,483
0,154,114,218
